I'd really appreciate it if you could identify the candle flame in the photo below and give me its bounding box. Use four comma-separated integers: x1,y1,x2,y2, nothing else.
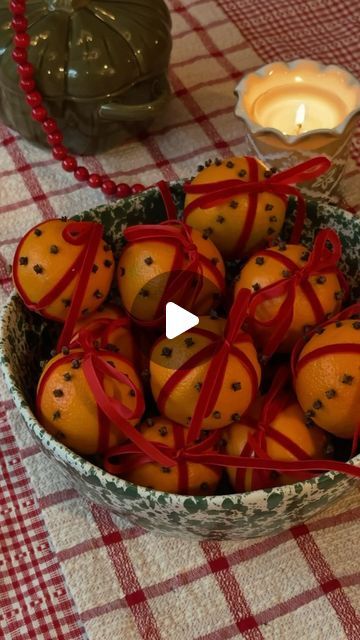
295,103,306,128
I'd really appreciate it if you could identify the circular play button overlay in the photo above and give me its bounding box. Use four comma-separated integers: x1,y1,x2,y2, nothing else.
127,270,225,372
128,269,223,328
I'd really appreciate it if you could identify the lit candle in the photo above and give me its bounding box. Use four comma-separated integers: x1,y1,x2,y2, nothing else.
295,103,305,135
234,59,360,202
251,85,348,135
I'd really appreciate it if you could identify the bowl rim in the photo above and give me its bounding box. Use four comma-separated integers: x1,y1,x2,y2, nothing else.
1,289,359,508
234,58,360,145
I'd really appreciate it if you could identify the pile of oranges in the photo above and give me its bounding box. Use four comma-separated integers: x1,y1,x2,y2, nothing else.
12,156,360,495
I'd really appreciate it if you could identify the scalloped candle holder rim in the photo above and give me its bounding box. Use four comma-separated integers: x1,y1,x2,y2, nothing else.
235,59,360,145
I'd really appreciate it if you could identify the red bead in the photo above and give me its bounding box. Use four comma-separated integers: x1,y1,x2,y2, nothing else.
88,173,102,189
62,156,77,172
32,106,47,122
14,32,30,47
20,78,35,92
18,62,34,79
11,16,28,32
42,118,57,134
131,183,145,194
52,144,68,160
10,1,26,15
74,166,89,182
116,183,131,198
47,131,63,146
101,179,117,196
26,91,42,107
12,47,27,63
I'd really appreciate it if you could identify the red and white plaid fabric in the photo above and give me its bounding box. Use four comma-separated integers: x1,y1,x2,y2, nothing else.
1,1,360,638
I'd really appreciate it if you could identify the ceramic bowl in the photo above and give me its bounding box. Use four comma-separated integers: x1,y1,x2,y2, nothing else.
1,183,359,540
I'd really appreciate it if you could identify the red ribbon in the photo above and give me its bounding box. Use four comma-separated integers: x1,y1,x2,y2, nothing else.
104,424,221,494
155,288,260,446
184,156,331,253
102,376,360,486
155,180,178,221
291,303,360,456
247,228,348,359
70,316,131,352
15,220,105,352
291,303,360,378
123,220,224,326
36,348,148,454
233,367,317,491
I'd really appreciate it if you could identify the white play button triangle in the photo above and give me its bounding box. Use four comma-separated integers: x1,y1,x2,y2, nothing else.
166,302,199,339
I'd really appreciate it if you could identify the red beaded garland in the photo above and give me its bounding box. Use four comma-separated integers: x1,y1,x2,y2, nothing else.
74,166,89,182
116,183,132,198
62,156,77,172
18,62,33,78
47,131,63,145
52,144,68,160
101,179,117,196
12,46,27,63
14,32,30,47
10,2,26,16
88,173,102,189
42,118,57,134
8,0,148,198
31,106,47,122
20,78,35,92
11,16,28,32
26,91,42,107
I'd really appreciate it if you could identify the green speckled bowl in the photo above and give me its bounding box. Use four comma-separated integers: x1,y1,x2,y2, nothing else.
1,184,359,540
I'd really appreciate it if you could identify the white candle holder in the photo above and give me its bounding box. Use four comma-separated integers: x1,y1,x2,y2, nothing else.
234,59,360,204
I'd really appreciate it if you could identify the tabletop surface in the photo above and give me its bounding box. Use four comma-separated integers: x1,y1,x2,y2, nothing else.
1,1,360,639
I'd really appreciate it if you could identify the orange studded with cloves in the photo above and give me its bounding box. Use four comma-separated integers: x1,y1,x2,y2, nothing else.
150,316,261,430
294,319,360,438
70,304,136,363
13,219,115,322
117,223,225,324
235,241,345,352
224,398,330,491
183,156,286,259
36,348,144,455
123,417,221,495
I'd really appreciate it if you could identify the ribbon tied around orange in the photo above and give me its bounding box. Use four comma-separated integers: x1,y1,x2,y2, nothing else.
247,228,349,358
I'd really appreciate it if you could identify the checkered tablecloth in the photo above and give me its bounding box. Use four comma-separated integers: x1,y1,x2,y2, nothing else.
1,1,360,639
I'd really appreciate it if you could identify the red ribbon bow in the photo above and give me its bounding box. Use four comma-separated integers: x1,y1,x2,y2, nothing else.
184,156,331,254
70,316,131,352
123,219,224,326
247,228,348,358
104,425,221,494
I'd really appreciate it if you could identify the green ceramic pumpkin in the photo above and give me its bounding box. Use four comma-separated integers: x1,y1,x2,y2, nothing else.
0,0,172,153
